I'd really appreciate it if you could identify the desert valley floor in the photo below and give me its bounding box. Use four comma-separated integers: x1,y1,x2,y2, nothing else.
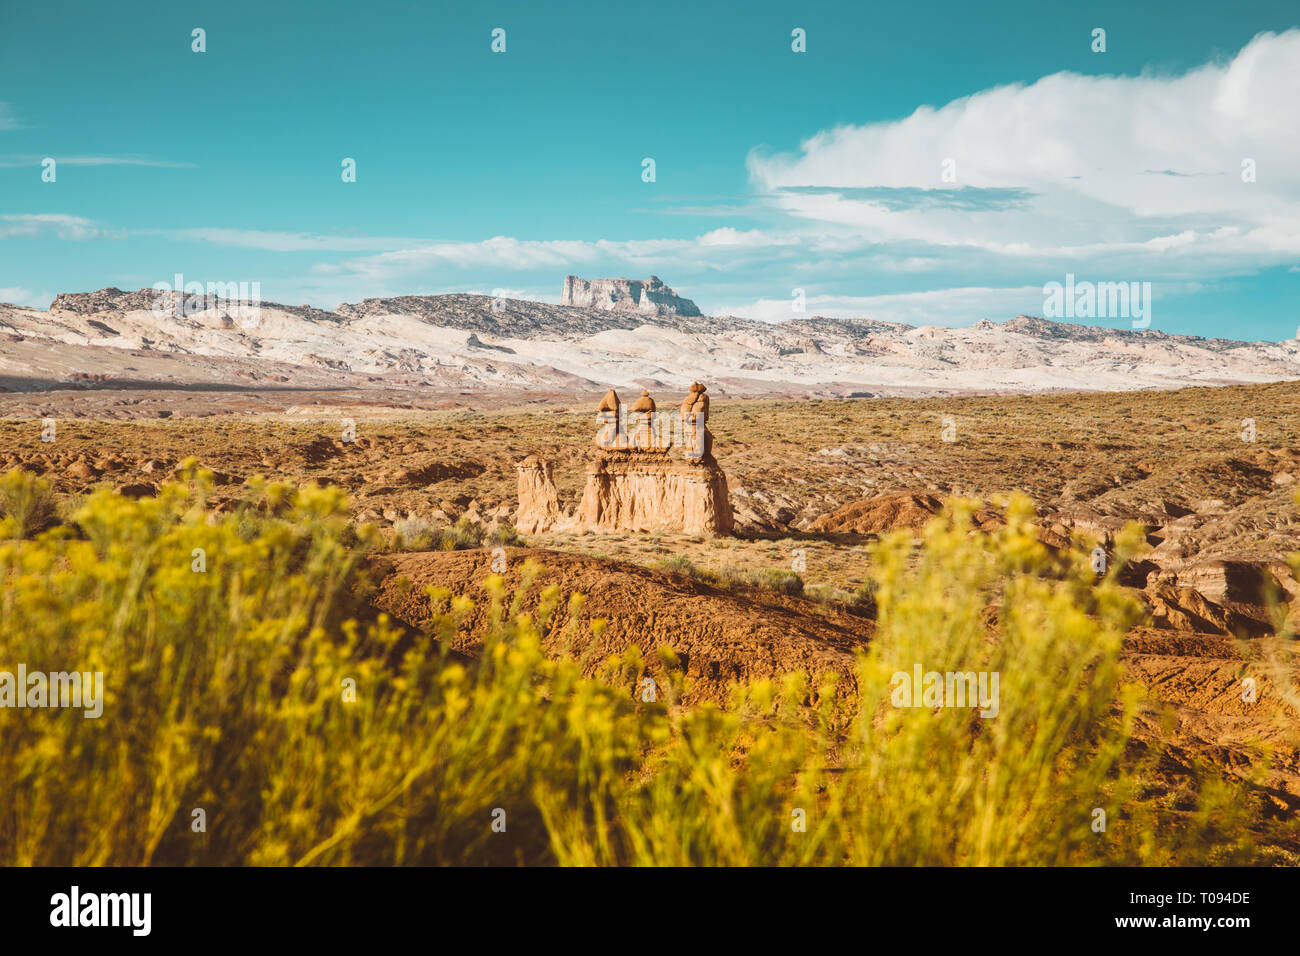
3,380,1299,853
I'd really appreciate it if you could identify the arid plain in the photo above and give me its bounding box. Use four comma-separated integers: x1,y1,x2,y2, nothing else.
3,378,1299,853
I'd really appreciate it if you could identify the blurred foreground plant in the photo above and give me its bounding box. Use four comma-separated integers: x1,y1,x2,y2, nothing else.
0,473,1280,865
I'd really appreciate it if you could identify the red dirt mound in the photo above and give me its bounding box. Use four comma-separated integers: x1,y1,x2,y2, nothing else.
1142,583,1272,637
809,491,945,535
369,547,873,705
1120,626,1300,813
809,491,1002,536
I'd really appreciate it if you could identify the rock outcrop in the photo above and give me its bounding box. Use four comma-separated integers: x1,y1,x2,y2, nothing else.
516,382,732,536
560,275,701,317
514,456,562,534
574,453,732,535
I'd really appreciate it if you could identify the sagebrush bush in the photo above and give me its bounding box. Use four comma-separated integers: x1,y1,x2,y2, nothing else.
486,521,521,547
389,515,499,553
440,515,484,551
751,567,804,595
652,554,696,577
0,471,1280,865
392,516,440,551
850,579,877,614
0,469,60,539
655,559,806,599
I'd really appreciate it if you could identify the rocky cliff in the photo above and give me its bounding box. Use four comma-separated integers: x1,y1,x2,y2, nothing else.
572,455,733,536
560,275,701,317
514,456,563,534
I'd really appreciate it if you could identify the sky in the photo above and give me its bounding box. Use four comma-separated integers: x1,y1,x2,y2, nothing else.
1,0,1298,339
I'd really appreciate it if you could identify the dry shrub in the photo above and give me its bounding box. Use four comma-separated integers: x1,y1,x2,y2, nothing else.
0,469,60,538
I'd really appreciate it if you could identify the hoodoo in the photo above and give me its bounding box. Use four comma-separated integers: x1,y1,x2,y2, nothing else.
515,383,733,536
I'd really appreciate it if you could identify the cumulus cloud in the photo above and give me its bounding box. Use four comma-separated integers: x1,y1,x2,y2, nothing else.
747,30,1300,277
311,34,1299,316
13,33,1293,329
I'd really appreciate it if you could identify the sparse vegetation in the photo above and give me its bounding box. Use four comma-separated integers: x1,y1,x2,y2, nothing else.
485,520,521,548
392,516,440,550
652,554,696,577
439,515,484,551
749,567,804,595
388,515,518,553
653,556,804,597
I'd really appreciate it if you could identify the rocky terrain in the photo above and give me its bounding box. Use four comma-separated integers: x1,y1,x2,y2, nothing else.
3,286,1298,416
560,274,701,317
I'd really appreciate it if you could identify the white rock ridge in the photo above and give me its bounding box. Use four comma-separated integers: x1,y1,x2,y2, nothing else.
2,286,1299,398
560,275,701,317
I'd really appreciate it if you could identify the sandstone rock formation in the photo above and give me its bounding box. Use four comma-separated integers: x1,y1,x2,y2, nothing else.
516,383,732,536
514,455,562,534
560,275,701,317
573,454,732,535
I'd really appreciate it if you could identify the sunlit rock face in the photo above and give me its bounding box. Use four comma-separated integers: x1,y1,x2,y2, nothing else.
515,383,732,537
560,275,701,318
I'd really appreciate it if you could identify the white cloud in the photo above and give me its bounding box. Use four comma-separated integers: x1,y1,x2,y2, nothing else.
747,30,1300,276
0,214,115,240
8,33,1293,331
0,103,19,131
151,228,416,252
322,229,817,286
477,286,548,301
309,31,1300,314
0,286,44,307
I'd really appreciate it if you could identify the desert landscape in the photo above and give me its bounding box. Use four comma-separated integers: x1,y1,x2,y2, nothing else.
2,279,1299,865
7,2,1300,938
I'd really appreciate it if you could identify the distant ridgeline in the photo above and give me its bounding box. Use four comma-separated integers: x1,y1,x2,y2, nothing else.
515,383,732,537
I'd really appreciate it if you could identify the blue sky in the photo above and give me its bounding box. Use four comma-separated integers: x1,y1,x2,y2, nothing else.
1,0,1298,338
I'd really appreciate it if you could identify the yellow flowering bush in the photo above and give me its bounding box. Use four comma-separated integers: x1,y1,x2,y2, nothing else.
0,472,1280,865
